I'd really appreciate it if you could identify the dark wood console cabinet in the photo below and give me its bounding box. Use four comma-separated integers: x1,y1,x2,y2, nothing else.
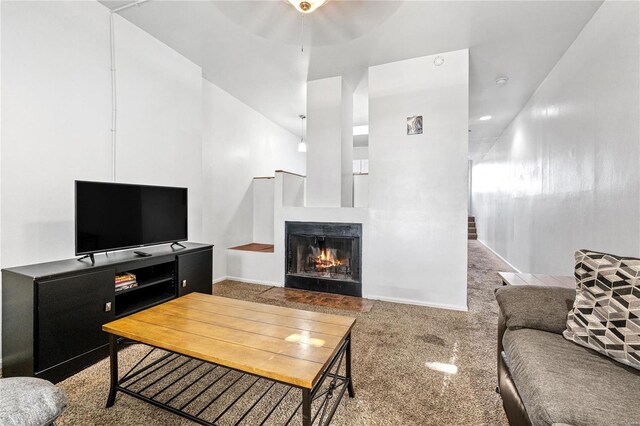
2,242,213,383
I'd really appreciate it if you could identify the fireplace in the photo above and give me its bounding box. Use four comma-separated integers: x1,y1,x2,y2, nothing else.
285,222,362,297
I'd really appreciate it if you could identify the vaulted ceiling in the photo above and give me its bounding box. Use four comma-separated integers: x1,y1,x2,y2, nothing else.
100,0,602,160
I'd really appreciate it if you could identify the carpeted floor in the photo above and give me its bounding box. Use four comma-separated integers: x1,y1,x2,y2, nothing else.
56,241,510,425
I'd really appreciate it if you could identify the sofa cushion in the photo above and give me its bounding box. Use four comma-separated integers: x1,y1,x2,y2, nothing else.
503,328,640,426
495,285,575,334
0,377,68,426
564,249,640,371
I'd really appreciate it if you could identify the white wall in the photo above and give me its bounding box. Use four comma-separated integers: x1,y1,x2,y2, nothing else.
252,178,274,244
367,50,469,310
353,174,369,208
1,0,112,268
202,80,305,281
472,1,640,275
353,146,369,160
1,2,205,268
113,15,204,241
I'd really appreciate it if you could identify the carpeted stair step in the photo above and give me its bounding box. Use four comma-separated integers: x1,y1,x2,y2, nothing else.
468,216,477,240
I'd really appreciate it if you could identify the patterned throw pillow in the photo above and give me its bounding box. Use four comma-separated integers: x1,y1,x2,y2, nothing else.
564,249,640,370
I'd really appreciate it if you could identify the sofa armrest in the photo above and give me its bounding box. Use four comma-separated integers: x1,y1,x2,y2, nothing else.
495,285,575,335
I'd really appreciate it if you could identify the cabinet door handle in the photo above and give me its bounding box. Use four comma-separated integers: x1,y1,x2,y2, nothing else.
181,280,187,288
105,302,112,312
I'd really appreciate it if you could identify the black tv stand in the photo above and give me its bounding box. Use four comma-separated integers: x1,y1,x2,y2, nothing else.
2,242,213,383
77,253,95,265
171,242,186,249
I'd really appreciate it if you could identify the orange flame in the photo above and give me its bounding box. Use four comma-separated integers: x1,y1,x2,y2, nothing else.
313,249,344,270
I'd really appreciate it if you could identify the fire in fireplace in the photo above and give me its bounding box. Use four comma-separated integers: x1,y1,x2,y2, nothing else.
285,222,362,297
289,235,354,281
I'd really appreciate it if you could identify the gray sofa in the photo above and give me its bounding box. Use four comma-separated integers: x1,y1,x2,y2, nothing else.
495,286,640,426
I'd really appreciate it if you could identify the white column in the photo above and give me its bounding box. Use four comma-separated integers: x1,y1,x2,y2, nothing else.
341,79,354,207
306,76,353,207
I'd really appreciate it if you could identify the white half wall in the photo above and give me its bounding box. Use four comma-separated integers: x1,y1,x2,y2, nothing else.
282,172,305,207
472,1,640,274
202,81,305,281
367,50,470,310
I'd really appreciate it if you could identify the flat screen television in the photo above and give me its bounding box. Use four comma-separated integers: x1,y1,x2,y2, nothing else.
75,181,188,256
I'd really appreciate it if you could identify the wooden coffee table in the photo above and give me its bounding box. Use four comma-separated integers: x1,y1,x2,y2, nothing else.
102,293,356,425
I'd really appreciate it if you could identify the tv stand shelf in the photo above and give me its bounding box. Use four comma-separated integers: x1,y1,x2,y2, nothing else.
114,274,174,296
2,242,213,383
115,293,175,319
114,259,177,317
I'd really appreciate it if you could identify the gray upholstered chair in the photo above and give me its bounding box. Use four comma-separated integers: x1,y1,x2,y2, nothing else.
0,377,68,426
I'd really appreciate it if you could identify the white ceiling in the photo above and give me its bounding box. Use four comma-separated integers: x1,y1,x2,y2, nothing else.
100,0,602,160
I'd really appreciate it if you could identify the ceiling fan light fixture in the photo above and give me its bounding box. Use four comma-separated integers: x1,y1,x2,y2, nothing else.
298,113,307,152
288,0,328,14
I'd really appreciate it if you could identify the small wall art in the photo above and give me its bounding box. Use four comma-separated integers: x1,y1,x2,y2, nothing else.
407,115,423,135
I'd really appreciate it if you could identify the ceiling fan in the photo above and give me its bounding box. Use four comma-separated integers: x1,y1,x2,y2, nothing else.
287,0,328,14
211,1,402,48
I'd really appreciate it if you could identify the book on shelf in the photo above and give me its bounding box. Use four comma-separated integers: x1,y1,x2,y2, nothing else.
115,282,138,292
115,272,137,291
115,272,136,282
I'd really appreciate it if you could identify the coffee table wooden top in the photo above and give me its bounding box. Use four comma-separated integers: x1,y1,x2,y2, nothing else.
102,293,356,389
498,272,575,289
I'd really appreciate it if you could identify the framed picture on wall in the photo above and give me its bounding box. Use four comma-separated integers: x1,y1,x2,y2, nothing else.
407,115,423,135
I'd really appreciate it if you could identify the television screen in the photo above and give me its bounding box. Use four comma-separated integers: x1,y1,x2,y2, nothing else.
75,181,188,255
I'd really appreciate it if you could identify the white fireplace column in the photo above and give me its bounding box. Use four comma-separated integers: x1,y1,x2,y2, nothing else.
306,76,353,207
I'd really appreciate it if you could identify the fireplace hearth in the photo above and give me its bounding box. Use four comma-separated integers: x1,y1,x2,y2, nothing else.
285,222,362,297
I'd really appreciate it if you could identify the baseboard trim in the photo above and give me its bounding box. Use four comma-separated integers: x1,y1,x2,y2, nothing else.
213,276,227,284
224,276,283,287
476,239,521,273
366,294,468,312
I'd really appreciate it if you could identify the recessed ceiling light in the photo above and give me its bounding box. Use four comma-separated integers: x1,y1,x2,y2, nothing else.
433,56,445,66
479,115,492,121
495,76,509,86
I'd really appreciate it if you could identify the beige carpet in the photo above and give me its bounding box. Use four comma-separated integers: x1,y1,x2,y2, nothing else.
56,241,510,425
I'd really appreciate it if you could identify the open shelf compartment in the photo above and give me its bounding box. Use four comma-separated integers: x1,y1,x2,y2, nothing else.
115,261,176,318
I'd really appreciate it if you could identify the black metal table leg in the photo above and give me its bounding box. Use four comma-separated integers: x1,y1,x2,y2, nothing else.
106,334,118,408
302,388,312,426
103,338,353,425
346,333,355,398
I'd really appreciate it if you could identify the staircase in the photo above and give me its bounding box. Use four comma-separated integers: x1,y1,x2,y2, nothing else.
468,216,477,240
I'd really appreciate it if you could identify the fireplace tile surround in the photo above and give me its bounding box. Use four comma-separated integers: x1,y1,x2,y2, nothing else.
285,221,362,297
